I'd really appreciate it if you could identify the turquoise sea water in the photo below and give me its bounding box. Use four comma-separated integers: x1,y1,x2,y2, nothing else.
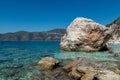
0,41,120,80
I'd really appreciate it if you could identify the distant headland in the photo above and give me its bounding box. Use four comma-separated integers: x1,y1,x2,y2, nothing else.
0,29,66,41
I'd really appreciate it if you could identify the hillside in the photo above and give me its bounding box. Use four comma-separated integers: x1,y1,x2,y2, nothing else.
0,29,66,41
106,17,120,43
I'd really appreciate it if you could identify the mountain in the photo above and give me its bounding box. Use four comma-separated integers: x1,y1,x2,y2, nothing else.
106,17,120,43
0,29,66,41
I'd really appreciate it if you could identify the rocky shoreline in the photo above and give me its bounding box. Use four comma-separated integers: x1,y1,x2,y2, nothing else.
29,57,120,80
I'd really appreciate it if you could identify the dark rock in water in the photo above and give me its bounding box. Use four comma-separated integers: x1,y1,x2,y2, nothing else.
113,53,119,57
99,45,109,51
60,17,112,52
5,64,23,69
108,47,114,54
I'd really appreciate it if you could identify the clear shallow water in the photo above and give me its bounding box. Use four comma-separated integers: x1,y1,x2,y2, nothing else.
0,41,120,80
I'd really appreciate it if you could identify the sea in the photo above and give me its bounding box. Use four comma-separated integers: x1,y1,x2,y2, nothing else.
0,41,120,80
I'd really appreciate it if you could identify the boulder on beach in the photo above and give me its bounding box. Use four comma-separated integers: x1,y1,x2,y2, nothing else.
60,17,112,52
38,57,59,70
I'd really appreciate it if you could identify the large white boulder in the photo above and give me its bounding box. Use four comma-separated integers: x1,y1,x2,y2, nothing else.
60,17,112,52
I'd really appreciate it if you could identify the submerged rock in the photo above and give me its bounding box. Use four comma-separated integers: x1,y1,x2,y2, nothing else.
113,52,119,57
108,47,114,54
29,67,71,80
60,17,112,52
38,57,59,70
3,70,19,77
5,64,23,69
0,58,11,63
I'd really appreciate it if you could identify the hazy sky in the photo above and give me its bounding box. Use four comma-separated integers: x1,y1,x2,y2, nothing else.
0,0,120,33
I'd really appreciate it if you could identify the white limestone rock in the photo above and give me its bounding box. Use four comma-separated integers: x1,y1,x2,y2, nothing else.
60,17,112,52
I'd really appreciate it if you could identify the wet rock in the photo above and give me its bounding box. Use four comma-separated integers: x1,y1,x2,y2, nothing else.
96,70,120,80
38,57,59,70
63,56,120,80
60,17,112,52
77,67,95,80
68,67,82,79
63,57,94,72
5,64,23,69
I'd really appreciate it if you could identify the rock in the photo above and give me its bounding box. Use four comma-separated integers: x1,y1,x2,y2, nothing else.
68,67,82,79
63,57,95,79
29,67,70,80
63,57,120,80
113,53,119,57
60,17,112,52
96,70,120,80
38,57,59,70
63,57,94,72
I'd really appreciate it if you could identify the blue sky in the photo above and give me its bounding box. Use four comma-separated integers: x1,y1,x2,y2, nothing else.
0,0,120,33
